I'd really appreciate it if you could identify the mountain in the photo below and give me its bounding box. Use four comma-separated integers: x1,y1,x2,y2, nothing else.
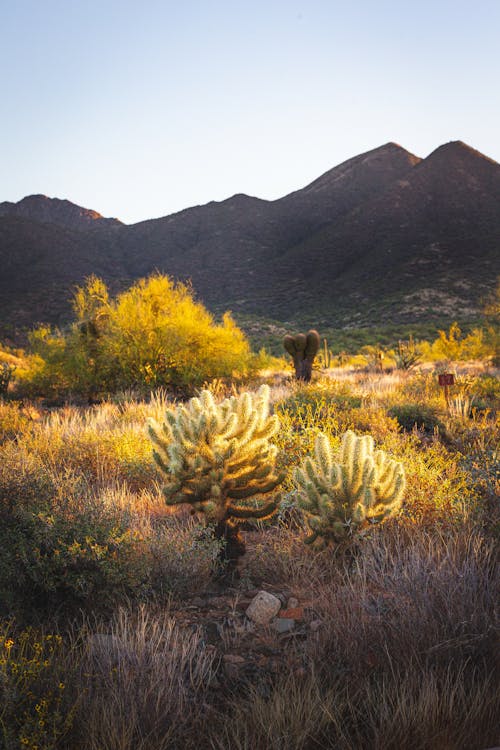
0,141,498,335
0,194,122,231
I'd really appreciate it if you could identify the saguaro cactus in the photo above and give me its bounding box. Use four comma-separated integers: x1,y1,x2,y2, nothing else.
148,385,284,569
283,329,320,382
295,430,405,546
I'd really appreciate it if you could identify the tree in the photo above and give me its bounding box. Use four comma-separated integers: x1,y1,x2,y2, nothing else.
27,274,252,396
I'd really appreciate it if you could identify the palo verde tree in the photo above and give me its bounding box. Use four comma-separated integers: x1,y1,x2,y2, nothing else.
27,274,251,396
149,385,284,570
295,430,405,547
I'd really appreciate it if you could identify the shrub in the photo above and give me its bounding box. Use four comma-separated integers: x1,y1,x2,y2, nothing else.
0,499,151,617
0,625,76,749
24,274,252,397
388,402,444,434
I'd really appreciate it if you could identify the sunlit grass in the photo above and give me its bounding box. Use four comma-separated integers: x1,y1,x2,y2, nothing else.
0,364,498,748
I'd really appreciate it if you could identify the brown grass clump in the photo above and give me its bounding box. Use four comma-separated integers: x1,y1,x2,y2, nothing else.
71,606,217,750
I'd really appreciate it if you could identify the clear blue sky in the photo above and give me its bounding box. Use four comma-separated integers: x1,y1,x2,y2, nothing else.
1,0,499,224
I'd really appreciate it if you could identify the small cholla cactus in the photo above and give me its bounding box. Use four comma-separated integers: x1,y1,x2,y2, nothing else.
283,330,320,381
148,385,284,568
295,430,405,547
317,338,332,370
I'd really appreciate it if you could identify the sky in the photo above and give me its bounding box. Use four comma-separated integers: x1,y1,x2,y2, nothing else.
1,0,499,224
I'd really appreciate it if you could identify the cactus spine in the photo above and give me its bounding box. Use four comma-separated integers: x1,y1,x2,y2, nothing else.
283,329,320,382
149,385,283,568
295,430,405,546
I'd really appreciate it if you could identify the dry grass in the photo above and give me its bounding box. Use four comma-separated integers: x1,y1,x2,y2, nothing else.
0,369,498,747
211,665,499,750
71,606,217,750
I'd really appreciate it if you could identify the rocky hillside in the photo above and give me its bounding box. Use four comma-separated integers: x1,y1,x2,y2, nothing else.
0,141,498,334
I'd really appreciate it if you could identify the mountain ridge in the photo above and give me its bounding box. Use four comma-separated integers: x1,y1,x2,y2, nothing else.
1,140,498,334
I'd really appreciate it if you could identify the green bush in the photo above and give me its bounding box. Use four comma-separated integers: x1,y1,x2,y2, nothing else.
388,402,444,434
24,274,252,397
0,500,150,617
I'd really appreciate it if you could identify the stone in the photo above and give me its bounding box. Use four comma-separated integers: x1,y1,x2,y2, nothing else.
279,607,304,620
273,617,295,633
246,591,282,625
287,597,299,609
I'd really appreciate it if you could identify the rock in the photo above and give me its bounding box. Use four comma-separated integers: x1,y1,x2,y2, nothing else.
279,607,304,620
287,597,299,609
273,617,295,633
309,619,322,632
246,591,282,625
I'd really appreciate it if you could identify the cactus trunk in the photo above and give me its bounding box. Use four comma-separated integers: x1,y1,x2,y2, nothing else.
214,518,246,572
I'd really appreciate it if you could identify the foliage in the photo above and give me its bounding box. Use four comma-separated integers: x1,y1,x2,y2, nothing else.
388,402,445,434
295,430,405,546
23,274,252,397
420,321,495,361
394,334,421,370
0,626,76,749
0,363,498,747
482,277,500,365
0,362,15,395
278,380,362,414
0,495,150,616
360,344,387,372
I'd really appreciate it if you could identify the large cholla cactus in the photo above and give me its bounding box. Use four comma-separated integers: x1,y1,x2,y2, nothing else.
149,385,283,567
295,430,405,546
283,330,320,382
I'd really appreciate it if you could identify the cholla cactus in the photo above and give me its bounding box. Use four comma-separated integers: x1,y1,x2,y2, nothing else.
149,384,283,566
295,430,405,546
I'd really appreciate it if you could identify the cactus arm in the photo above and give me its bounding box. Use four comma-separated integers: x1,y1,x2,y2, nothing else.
228,498,279,519
226,475,283,499
304,529,320,545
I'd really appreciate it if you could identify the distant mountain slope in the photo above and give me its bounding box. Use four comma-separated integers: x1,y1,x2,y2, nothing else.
0,194,122,231
0,141,498,334
270,141,500,322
